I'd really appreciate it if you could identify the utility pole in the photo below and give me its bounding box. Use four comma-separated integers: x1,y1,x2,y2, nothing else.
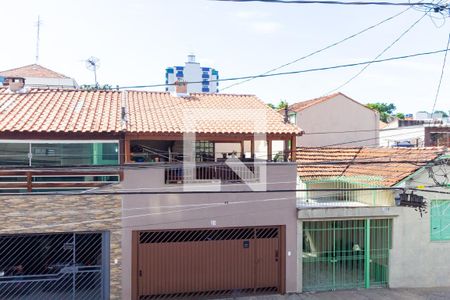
35,16,42,64
284,102,289,161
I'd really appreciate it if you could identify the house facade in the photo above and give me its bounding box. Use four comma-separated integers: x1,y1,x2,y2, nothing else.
0,64,79,89
0,86,301,299
284,93,379,147
296,147,450,292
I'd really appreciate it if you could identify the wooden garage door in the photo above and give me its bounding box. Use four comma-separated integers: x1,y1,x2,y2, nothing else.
133,226,283,299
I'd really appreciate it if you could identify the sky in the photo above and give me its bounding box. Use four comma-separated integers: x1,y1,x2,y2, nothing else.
0,0,449,114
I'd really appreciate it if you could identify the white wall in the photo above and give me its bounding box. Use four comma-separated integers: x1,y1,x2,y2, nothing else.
379,126,425,147
294,94,379,147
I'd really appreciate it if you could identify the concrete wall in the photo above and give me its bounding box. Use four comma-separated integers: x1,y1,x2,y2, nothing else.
0,192,122,299
121,163,298,298
294,94,379,147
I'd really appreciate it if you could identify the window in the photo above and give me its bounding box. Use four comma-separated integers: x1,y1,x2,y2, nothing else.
288,113,297,124
431,200,450,241
195,141,214,162
0,141,119,167
0,143,29,166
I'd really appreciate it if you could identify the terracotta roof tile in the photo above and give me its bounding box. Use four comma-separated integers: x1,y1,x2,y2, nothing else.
288,92,376,115
288,93,341,112
297,147,444,186
0,88,301,135
0,64,70,79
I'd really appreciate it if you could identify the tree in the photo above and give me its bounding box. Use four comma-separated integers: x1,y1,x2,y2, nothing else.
395,113,405,120
366,102,401,123
268,100,289,110
434,110,449,117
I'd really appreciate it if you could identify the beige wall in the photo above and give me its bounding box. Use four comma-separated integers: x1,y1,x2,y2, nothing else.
0,193,122,299
121,163,298,298
294,94,379,147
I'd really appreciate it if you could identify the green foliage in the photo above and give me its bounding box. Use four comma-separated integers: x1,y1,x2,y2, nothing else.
366,102,403,123
395,113,405,120
268,100,289,110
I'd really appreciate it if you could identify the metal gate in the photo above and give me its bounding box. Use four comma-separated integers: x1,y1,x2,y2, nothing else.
134,226,283,299
302,219,391,292
0,232,109,300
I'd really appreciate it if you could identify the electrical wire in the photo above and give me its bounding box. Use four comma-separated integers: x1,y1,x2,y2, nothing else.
115,48,450,89
220,5,412,91
216,0,443,7
2,48,450,98
2,178,444,232
431,33,450,114
325,9,429,94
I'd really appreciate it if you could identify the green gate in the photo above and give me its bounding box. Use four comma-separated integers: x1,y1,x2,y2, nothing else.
302,219,391,292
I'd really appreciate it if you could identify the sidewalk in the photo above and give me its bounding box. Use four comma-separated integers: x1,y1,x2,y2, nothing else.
223,288,450,300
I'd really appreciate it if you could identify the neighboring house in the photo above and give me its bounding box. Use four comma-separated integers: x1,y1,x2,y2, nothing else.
0,87,301,299
0,64,78,89
425,124,450,147
296,147,450,292
380,119,449,147
165,54,219,93
279,93,379,148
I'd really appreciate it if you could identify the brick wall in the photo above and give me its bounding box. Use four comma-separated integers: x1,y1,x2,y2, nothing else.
0,192,122,299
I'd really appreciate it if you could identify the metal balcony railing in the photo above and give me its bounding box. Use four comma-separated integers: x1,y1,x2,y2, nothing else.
165,163,260,184
0,169,121,192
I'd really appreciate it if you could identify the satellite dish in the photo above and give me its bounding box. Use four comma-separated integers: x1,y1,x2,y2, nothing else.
85,56,100,87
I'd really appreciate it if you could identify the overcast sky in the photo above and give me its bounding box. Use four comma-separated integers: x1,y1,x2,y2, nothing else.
1,0,449,113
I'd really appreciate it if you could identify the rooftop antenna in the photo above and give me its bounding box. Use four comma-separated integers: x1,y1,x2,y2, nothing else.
35,16,42,63
85,56,100,87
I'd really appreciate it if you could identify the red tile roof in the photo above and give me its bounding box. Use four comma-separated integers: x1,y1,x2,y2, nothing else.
288,92,374,113
0,64,70,79
297,147,444,186
0,88,301,135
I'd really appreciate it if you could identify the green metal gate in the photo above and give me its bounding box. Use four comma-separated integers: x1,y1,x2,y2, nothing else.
302,219,391,292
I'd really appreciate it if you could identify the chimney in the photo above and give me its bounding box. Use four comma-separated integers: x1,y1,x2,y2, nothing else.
4,77,26,93
174,79,189,97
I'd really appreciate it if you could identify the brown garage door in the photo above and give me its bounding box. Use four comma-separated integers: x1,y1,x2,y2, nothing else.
133,226,284,299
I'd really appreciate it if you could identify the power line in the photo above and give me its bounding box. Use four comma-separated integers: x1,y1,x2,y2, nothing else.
216,0,444,7
0,186,407,197
325,9,429,94
1,184,449,197
431,33,450,114
318,128,424,147
1,48,449,94
220,5,412,91
117,48,450,89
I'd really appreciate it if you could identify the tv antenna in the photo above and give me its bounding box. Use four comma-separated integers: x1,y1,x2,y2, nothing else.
85,56,100,87
35,16,42,63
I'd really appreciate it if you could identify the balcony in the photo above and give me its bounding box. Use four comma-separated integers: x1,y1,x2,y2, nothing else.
164,162,260,184
297,178,395,208
0,168,120,193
